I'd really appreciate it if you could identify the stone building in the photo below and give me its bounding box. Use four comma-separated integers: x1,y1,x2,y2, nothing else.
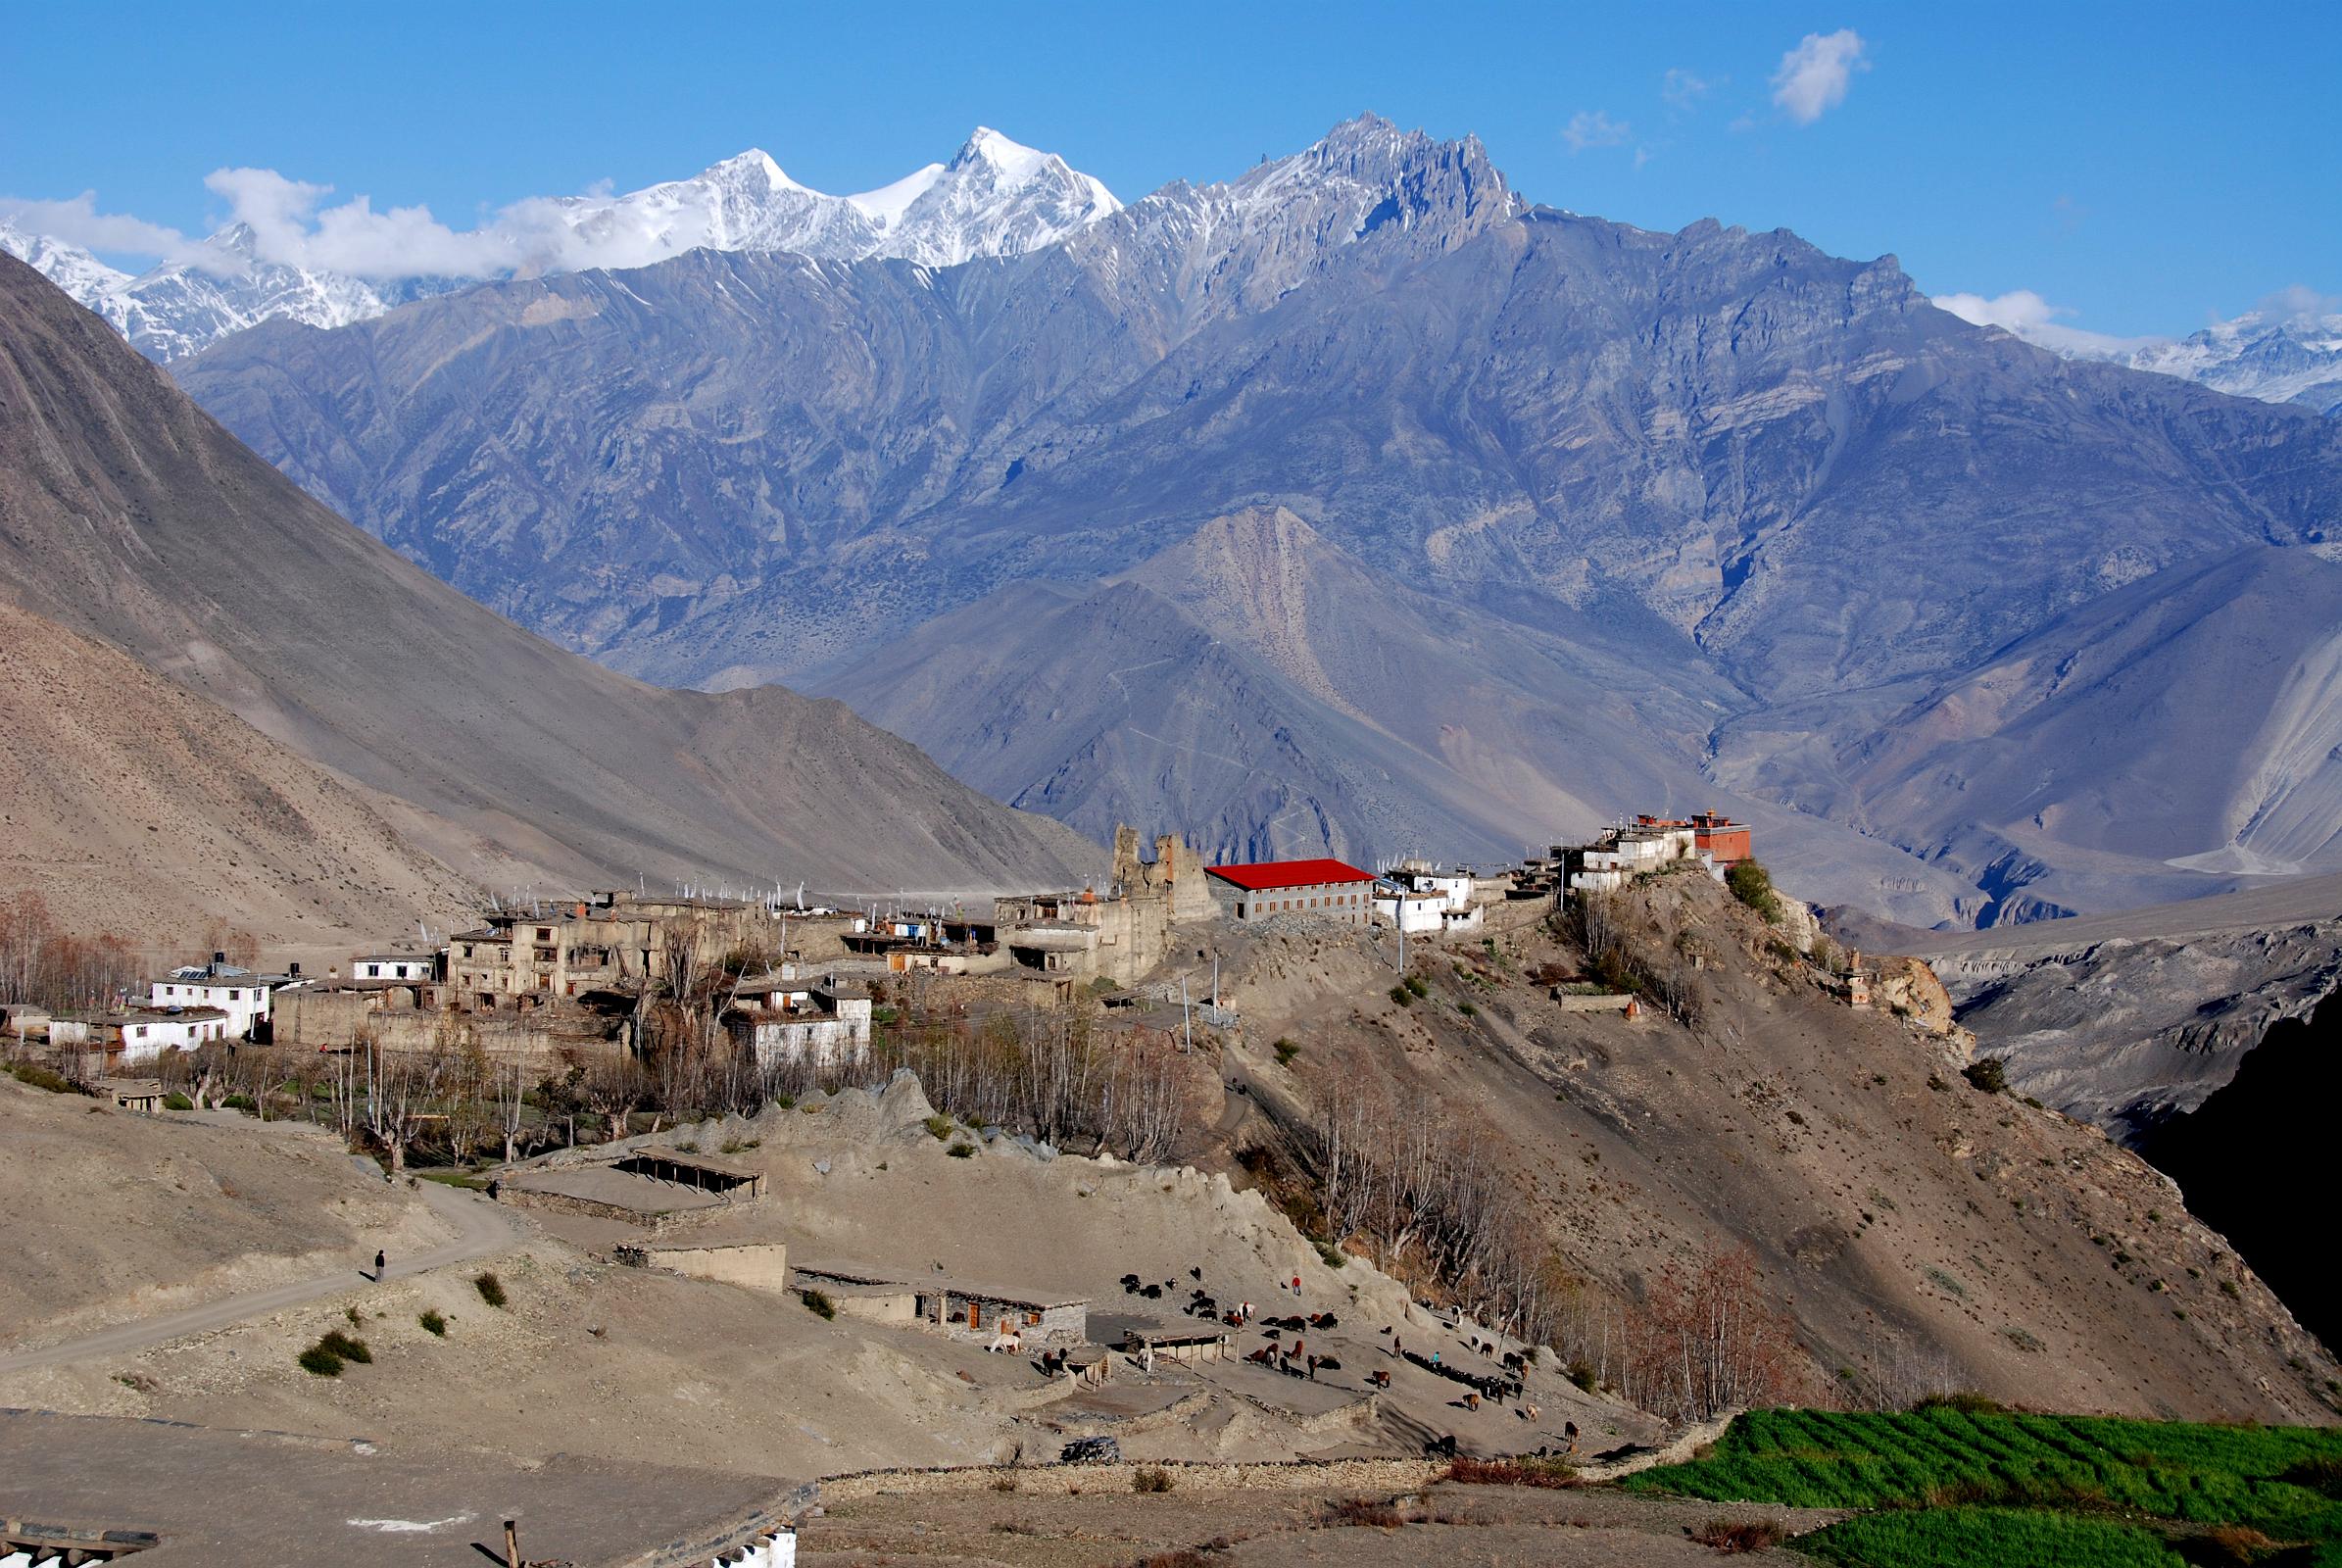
1204,858,1377,925
991,825,1216,987
446,891,789,1006
723,970,874,1068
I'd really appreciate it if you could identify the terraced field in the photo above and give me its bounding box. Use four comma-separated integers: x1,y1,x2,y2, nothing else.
1627,1404,2342,1566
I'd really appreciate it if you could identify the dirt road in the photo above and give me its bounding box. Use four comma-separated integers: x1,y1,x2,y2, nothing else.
0,1178,524,1374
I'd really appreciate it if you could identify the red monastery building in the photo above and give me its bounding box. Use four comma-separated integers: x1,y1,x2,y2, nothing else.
1204,858,1376,926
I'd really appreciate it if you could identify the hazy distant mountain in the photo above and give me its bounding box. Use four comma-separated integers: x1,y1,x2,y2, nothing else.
0,252,1095,931
0,128,1116,362
174,115,2342,926
1940,292,2342,416
2120,307,2342,416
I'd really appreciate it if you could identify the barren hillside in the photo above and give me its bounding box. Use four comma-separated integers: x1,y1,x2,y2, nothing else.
1204,875,2339,1423
0,1076,452,1350
0,602,479,951
0,1077,1647,1480
0,251,1095,940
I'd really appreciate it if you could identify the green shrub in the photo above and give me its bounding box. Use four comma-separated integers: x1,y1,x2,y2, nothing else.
7,1060,76,1093
924,1113,954,1140
296,1345,343,1377
1133,1467,1175,1493
1457,1001,1477,1016
1404,975,1428,997
418,1310,447,1337
473,1271,507,1308
1273,1039,1300,1066
1911,1391,2002,1414
317,1329,371,1364
772,1093,797,1109
163,1091,194,1110
1389,986,1414,1007
1963,1057,2010,1095
1312,1238,1347,1269
1566,1358,1598,1393
801,1289,836,1320
948,1141,976,1158
1727,859,1782,923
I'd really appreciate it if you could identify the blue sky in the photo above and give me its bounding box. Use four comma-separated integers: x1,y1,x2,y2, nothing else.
3,0,2334,337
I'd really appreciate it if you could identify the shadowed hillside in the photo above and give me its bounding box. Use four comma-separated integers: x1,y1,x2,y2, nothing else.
0,252,1095,934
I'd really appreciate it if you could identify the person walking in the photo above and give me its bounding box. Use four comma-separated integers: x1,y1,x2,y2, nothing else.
373,1249,386,1282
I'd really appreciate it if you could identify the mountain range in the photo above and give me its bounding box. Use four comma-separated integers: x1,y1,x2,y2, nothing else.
157,115,2342,929
0,127,1117,362
0,251,1094,952
1945,297,2342,416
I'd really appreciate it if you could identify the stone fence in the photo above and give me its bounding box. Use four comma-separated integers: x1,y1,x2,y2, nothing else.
819,1454,1447,1501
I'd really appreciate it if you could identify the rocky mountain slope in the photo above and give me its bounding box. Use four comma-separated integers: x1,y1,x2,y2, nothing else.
1210,875,2338,1421
0,253,1094,934
0,602,477,951
0,128,1116,362
172,115,2342,926
1914,874,2342,1140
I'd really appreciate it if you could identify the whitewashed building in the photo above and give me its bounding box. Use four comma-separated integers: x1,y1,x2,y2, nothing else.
117,1007,232,1061
725,971,874,1069
1372,887,1448,934
350,953,435,983
147,956,290,1038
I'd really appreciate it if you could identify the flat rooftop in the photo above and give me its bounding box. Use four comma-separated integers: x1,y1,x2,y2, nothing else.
0,1407,804,1567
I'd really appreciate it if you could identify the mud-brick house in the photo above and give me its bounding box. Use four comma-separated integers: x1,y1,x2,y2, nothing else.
448,891,789,1007
723,970,873,1068
920,1284,1089,1347
1204,858,1377,925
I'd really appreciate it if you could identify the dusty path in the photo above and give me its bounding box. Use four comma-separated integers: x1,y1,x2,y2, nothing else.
0,1179,524,1374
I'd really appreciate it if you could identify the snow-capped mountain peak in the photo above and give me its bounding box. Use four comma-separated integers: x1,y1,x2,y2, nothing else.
958,126,1051,179
848,164,947,228
5,130,1120,361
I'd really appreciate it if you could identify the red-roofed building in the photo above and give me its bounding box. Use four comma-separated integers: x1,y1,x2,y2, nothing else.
1204,858,1376,925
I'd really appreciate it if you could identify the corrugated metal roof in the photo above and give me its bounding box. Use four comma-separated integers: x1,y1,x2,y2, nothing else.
1204,858,1375,892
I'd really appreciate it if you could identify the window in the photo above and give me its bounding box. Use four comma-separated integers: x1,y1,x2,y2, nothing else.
366,965,379,977
536,927,553,941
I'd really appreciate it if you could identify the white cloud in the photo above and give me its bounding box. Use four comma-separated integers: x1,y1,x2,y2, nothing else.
1662,69,1714,111
7,167,692,284
1931,289,2159,357
203,167,536,279
1563,110,1632,154
2255,284,2342,324
1770,29,1870,125
0,191,197,263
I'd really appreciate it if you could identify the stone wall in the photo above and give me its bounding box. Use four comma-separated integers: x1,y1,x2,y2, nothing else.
817,1454,1447,1501
617,1241,792,1294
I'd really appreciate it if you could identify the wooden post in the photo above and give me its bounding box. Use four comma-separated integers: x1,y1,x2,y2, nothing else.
504,1519,520,1568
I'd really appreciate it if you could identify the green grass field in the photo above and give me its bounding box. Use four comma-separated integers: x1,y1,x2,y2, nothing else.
1627,1405,2342,1566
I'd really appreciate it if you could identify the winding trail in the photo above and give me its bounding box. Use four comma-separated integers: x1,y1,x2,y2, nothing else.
0,1179,525,1375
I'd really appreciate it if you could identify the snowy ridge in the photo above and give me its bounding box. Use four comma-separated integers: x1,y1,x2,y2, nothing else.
2,129,1120,361
1937,285,2342,418
2120,310,2342,416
